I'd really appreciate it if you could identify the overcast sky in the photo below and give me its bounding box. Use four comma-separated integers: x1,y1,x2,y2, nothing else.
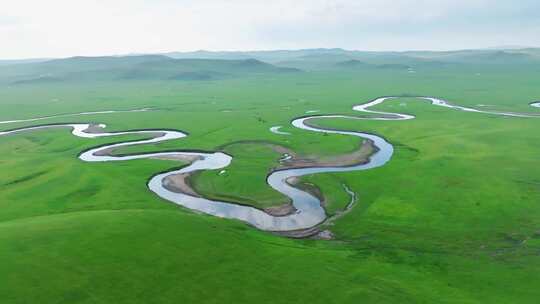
1,0,539,59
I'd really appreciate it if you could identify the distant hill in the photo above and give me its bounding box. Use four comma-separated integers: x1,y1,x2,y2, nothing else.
452,51,535,64
376,63,411,70
485,45,538,50
0,55,300,84
164,48,540,69
167,71,221,81
11,75,63,85
164,50,250,60
334,59,369,68
177,47,532,68
402,49,540,64
2,47,540,83
0,58,51,66
164,48,350,63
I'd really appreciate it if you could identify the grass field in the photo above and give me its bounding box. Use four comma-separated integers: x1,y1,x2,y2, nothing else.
1,59,540,303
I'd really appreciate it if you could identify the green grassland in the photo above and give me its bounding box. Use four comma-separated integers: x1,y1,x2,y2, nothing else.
1,54,540,303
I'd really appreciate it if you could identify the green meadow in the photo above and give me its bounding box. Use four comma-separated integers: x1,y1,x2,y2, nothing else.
1,54,540,303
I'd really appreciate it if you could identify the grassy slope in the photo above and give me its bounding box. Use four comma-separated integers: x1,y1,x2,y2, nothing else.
0,65,540,303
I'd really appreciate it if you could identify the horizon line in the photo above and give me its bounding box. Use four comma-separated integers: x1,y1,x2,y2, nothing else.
2,45,539,62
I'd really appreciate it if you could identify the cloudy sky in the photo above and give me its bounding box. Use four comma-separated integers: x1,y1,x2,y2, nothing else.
1,0,539,59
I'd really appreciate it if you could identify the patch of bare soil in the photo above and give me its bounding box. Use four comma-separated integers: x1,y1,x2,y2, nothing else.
151,154,202,163
218,139,376,171
286,176,325,204
277,139,376,170
263,203,296,216
274,227,334,239
162,172,200,197
274,226,322,238
83,124,105,134
93,132,166,156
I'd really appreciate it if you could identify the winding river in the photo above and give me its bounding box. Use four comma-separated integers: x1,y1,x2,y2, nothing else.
269,126,290,135
0,97,538,232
